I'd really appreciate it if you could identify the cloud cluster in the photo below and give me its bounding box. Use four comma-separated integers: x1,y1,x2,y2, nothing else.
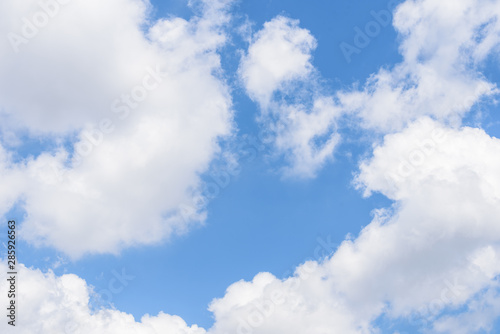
5,118,500,333
0,0,235,257
339,0,500,132
239,16,342,178
240,0,500,179
2,0,500,332
230,0,500,327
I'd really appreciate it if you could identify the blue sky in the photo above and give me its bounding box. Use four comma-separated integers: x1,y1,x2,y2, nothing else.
1,0,500,333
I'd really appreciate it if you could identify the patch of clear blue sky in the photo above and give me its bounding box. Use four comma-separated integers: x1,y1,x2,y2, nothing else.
9,0,500,331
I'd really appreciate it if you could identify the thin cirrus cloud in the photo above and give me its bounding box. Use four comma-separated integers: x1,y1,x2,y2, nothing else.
0,0,236,258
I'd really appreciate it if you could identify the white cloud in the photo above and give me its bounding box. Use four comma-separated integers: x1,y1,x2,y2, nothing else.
348,119,500,318
239,16,317,107
339,0,500,132
272,97,342,178
0,0,235,257
239,16,341,178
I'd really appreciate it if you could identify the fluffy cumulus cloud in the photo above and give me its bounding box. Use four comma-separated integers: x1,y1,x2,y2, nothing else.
352,119,500,317
339,0,500,132
239,16,317,107
5,118,500,333
239,16,342,178
0,0,235,257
